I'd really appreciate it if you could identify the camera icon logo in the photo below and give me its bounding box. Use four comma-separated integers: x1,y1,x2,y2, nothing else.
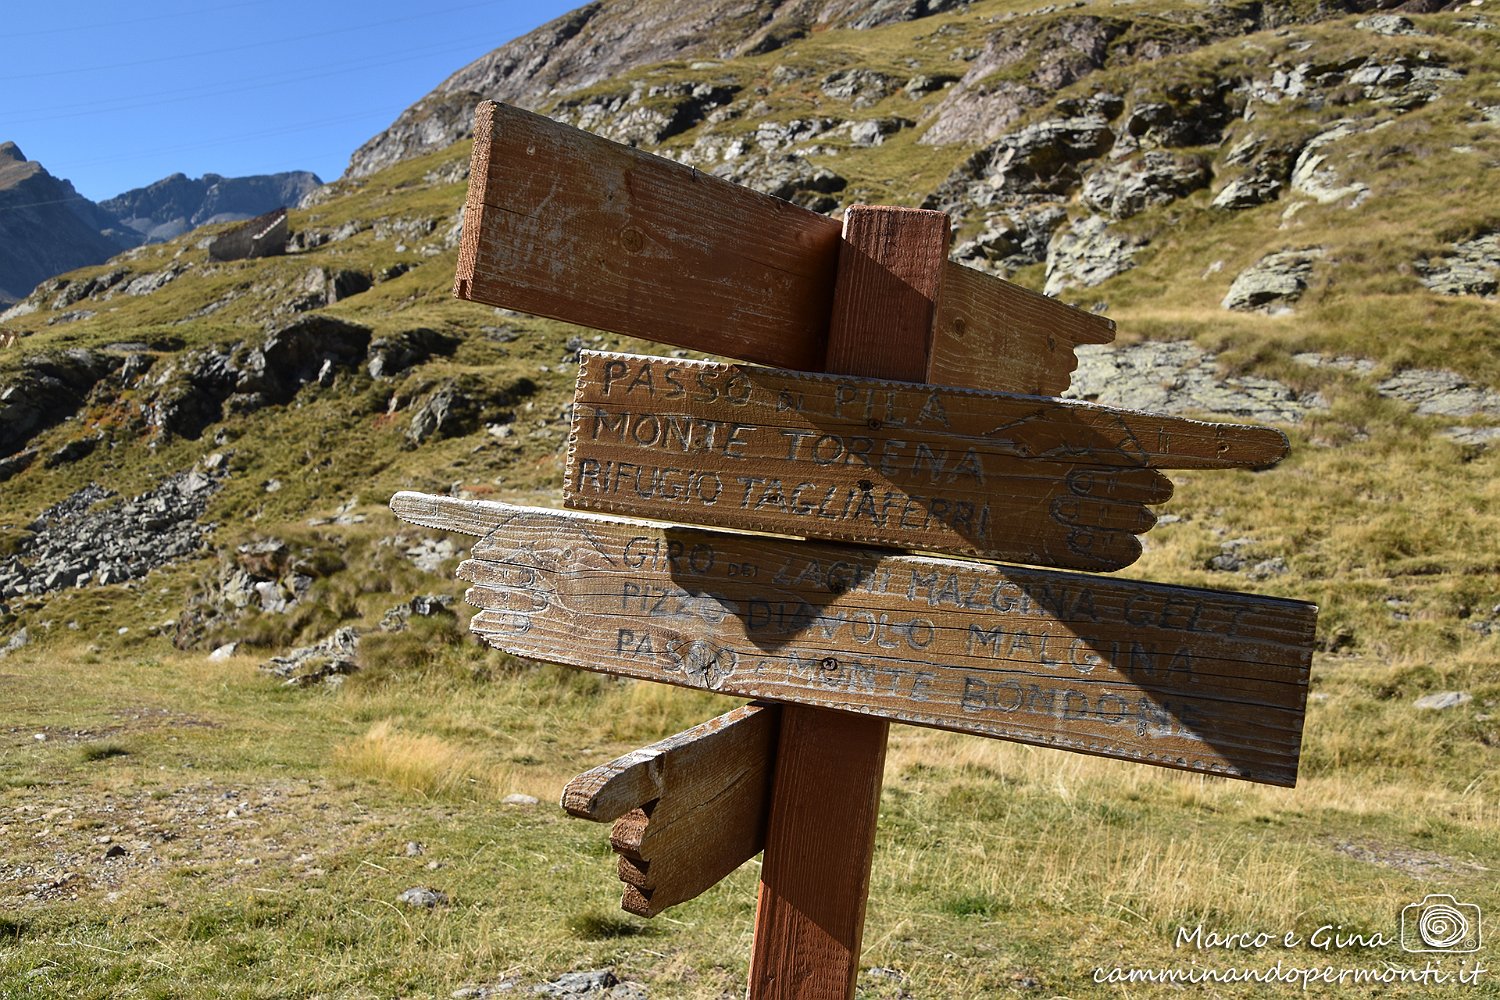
1401,894,1482,953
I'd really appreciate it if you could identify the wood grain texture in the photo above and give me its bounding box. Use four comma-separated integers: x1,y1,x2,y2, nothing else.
930,260,1115,396
561,702,779,916
750,205,936,1000
749,706,887,1000
388,495,1317,787
564,351,1289,570
451,101,1115,395
454,100,837,372
824,207,949,380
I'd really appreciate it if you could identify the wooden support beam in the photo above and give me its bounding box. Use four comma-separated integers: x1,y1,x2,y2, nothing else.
749,206,948,1000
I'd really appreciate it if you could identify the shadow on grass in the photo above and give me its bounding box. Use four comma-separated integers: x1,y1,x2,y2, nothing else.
566,911,654,940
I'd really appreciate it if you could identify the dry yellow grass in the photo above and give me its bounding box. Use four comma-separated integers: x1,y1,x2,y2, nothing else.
335,718,519,801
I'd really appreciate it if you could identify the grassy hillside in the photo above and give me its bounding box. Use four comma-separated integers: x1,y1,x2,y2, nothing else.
1,0,1496,996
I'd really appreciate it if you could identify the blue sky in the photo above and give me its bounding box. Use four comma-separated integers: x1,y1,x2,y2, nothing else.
2,1,583,202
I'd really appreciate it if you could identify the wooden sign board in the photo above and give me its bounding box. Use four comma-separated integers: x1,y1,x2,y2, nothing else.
565,351,1288,572
391,493,1315,787
563,702,778,917
453,101,1114,397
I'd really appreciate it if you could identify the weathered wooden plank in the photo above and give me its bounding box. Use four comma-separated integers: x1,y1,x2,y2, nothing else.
390,494,1317,786
749,707,887,1000
561,702,779,917
455,100,837,372
564,351,1287,571
452,101,1115,395
930,260,1115,396
825,207,950,380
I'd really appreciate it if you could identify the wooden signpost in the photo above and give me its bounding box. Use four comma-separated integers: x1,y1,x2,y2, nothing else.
393,100,1319,999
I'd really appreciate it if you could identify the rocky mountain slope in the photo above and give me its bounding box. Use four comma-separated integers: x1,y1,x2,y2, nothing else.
0,143,137,304
100,170,324,244
0,0,1496,690
347,0,981,178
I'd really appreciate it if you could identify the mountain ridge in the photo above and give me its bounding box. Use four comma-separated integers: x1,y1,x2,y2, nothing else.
0,146,322,305
0,143,137,304
100,169,323,244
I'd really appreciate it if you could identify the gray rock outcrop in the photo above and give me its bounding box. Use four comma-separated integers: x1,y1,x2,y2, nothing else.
821,69,900,108
1079,151,1210,219
1044,214,1142,296
921,14,1124,147
711,153,847,212
1415,231,1499,297
1414,691,1472,711
926,115,1114,216
367,328,461,379
407,383,482,446
145,316,373,439
0,348,122,458
954,203,1066,274
1221,248,1325,312
1289,121,1371,206
1212,134,1302,210
1063,340,1324,423
1374,369,1500,420
263,627,361,686
345,0,972,179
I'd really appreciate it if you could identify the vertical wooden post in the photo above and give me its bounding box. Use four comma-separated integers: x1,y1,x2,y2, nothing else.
748,206,951,1000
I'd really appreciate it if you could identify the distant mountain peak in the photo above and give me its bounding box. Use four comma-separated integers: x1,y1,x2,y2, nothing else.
0,142,26,163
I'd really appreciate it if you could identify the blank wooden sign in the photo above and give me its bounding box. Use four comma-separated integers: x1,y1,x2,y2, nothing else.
452,101,1114,397
391,493,1316,786
564,352,1288,572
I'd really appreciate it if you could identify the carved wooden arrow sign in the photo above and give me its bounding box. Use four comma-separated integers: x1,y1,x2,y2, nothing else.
562,702,779,917
566,351,1288,571
453,101,1114,396
392,493,1315,787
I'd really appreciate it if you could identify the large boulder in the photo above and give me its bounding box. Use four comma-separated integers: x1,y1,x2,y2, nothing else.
1044,215,1143,297
1221,247,1325,312
407,383,482,446
1080,152,1210,219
